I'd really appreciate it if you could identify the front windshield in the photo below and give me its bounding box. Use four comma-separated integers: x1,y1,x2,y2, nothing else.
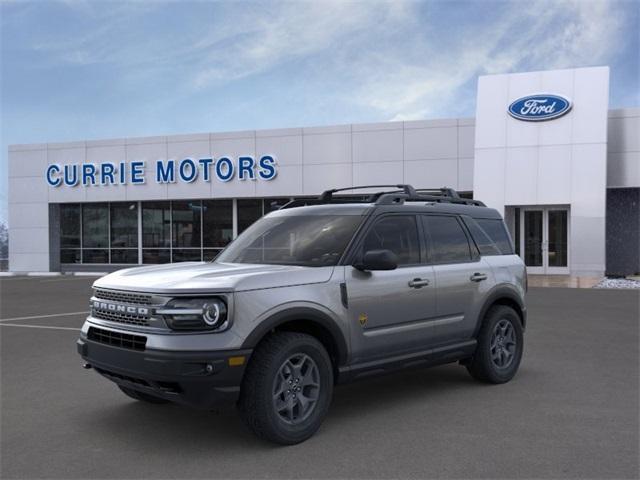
216,214,363,267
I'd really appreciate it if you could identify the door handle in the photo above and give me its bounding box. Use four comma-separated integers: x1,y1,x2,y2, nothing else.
408,278,430,288
470,272,488,282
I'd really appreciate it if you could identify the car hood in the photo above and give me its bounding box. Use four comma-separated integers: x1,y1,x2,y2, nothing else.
93,262,335,294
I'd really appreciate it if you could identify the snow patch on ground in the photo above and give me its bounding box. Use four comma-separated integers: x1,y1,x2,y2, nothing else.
594,278,640,289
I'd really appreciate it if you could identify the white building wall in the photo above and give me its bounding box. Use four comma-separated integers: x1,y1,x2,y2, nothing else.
8,144,50,272
8,118,474,272
474,66,610,276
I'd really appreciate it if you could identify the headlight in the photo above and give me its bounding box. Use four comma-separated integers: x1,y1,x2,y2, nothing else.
157,297,229,331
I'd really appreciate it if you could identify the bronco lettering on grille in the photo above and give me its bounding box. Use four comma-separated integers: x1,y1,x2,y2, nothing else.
92,300,149,316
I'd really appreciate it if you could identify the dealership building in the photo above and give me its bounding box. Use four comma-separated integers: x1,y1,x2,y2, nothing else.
7,66,640,277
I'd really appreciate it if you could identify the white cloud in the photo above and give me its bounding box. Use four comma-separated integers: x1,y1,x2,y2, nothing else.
348,0,626,120
15,0,629,121
190,1,412,89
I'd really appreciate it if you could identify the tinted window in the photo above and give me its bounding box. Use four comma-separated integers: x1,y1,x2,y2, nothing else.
423,215,472,263
60,204,80,248
476,218,514,254
172,200,202,248
464,218,501,256
142,202,170,248
203,200,233,248
110,202,138,248
237,199,263,234
361,216,420,265
82,204,108,248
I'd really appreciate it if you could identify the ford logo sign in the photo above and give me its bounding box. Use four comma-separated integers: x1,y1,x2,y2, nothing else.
508,94,572,121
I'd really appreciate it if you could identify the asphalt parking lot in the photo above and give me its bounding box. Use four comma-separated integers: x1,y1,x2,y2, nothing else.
1,276,638,479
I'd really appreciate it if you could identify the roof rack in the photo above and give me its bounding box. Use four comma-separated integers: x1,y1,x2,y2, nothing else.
280,184,485,209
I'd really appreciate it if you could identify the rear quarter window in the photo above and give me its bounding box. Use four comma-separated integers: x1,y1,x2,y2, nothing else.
467,218,514,255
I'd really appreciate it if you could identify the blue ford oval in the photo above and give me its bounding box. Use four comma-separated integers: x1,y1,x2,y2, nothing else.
508,94,572,121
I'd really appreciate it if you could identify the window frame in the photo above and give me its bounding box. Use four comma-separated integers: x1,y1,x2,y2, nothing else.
421,213,480,266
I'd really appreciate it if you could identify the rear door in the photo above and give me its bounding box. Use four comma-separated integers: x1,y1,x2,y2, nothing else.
422,215,493,344
345,214,437,363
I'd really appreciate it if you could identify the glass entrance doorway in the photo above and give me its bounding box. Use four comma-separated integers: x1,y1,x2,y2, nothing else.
515,207,569,274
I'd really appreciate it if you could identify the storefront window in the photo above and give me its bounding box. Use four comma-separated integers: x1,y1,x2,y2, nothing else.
171,249,202,262
142,249,170,264
203,249,222,261
142,202,170,248
237,199,263,234
111,249,139,264
58,197,298,265
203,200,233,248
60,248,81,264
111,203,138,248
60,204,81,263
82,249,109,264
60,204,81,247
82,204,108,248
172,201,202,248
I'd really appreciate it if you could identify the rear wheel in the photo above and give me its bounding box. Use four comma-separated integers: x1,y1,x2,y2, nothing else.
238,332,333,445
118,385,170,404
466,305,523,384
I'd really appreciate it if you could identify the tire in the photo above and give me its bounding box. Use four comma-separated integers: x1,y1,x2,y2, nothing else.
118,385,170,404
466,305,523,384
238,332,334,445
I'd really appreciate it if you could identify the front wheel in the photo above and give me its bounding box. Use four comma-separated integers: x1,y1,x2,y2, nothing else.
238,332,334,445
466,305,523,384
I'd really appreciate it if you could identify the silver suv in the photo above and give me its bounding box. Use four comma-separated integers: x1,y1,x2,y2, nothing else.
77,185,527,444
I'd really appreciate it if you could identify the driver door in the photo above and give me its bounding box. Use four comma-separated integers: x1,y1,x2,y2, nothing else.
345,214,437,363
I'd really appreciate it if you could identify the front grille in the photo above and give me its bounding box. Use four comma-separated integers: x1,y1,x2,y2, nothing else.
94,289,152,305
88,326,147,351
92,309,150,327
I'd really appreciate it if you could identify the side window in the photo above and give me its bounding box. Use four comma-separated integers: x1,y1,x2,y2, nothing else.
475,218,514,254
464,218,502,256
361,215,420,265
423,215,472,264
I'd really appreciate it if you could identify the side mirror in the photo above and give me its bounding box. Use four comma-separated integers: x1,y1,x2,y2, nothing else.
354,249,398,271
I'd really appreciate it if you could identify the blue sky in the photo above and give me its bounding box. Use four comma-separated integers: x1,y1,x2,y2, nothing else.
1,0,638,224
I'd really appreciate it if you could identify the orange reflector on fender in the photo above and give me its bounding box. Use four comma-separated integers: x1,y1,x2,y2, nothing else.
228,356,245,367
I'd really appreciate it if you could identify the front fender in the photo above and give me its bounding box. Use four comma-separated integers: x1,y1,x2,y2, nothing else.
240,304,350,365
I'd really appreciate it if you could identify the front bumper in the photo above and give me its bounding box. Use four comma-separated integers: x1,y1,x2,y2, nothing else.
77,336,252,409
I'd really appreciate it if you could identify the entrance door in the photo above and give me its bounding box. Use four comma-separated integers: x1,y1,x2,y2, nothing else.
518,207,569,274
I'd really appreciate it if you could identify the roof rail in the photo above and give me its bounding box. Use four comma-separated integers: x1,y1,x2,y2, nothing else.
280,184,485,209
318,184,417,202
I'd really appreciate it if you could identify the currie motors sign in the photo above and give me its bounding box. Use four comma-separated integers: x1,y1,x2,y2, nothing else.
508,94,572,122
45,155,277,187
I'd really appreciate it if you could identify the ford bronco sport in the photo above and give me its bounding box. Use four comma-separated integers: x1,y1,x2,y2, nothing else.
77,185,526,445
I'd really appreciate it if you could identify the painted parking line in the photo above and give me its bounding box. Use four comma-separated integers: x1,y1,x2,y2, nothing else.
0,323,80,331
39,277,96,283
0,311,88,323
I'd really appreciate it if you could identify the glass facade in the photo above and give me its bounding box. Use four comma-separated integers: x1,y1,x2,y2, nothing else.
59,197,295,265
